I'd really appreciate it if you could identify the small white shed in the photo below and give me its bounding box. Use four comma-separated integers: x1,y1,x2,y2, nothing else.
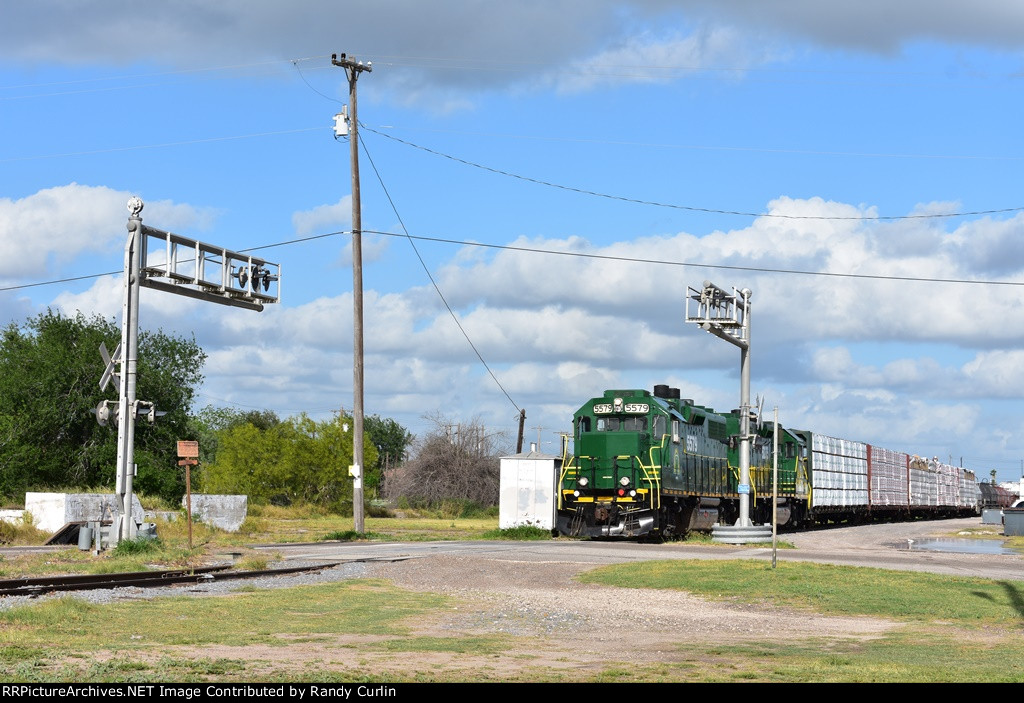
499,450,562,530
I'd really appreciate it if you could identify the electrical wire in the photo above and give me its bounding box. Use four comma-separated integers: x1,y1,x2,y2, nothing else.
361,126,1024,222
365,124,1024,162
0,56,330,98
358,230,1024,288
356,130,522,414
0,127,325,163
5,225,1024,294
291,60,342,104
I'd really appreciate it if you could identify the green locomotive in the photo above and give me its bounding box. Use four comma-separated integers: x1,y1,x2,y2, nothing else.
557,385,979,538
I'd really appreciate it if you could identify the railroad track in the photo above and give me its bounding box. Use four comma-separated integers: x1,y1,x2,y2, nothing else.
0,562,342,598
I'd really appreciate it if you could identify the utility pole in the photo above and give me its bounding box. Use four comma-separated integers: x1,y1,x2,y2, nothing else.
516,409,526,454
332,52,372,534
532,425,544,449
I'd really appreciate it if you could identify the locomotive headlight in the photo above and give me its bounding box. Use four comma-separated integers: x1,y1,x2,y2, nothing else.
629,490,636,497
619,476,630,487
573,490,580,497
578,477,589,487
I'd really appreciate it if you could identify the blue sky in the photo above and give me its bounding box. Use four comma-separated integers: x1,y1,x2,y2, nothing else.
2,1,1024,484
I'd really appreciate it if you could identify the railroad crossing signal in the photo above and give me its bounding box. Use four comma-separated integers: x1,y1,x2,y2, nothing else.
685,280,757,533
93,399,166,427
98,341,122,392
94,400,116,427
102,196,280,546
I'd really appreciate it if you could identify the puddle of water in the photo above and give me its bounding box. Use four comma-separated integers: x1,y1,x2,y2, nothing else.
899,538,1017,555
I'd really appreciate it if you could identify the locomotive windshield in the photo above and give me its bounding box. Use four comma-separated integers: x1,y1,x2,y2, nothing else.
596,416,647,432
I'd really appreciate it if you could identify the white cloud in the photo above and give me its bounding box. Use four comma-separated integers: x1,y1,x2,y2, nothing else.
292,196,352,237
25,189,1024,483
553,25,771,93
0,184,216,281
0,184,129,278
962,350,1024,398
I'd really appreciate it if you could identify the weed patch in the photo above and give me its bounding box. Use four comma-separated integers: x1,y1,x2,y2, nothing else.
482,525,552,540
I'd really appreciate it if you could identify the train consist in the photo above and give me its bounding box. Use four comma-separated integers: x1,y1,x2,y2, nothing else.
556,385,984,539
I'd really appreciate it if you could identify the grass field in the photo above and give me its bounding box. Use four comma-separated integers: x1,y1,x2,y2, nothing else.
0,507,1022,682
0,558,1021,682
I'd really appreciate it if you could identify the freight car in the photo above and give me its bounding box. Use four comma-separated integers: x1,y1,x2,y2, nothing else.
978,481,1016,510
556,386,982,539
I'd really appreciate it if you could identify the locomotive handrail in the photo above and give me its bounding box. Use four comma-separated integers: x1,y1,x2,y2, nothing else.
802,457,814,508
629,453,661,510
557,453,575,509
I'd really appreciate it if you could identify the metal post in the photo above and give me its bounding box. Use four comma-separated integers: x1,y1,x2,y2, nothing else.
686,283,770,544
117,198,144,543
738,287,752,527
772,406,779,568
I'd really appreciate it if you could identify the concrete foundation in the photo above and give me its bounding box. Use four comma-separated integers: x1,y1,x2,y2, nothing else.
183,494,248,532
0,509,27,526
25,492,144,534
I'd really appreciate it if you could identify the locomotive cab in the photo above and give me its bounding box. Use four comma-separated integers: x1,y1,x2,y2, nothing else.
559,390,661,537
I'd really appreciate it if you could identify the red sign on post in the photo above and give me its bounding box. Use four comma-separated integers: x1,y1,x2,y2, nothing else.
177,440,199,458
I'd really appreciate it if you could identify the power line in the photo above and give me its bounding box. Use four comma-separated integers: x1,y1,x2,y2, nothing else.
356,52,1018,84
292,60,342,104
0,56,330,98
357,132,522,414
0,127,325,163
365,124,1024,162
5,225,1024,295
362,126,1024,222
359,230,1024,288
0,270,119,292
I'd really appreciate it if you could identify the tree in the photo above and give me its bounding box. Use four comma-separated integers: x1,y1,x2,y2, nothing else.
383,416,506,506
187,405,280,467
364,414,413,493
0,310,206,502
201,412,378,512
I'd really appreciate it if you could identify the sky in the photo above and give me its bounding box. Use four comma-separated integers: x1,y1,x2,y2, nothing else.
2,1,1024,484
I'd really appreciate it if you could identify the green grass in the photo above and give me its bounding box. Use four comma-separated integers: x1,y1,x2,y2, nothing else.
0,552,1021,681
0,513,50,545
110,536,162,557
577,559,1024,625
0,578,443,649
2,510,1021,681
481,525,552,540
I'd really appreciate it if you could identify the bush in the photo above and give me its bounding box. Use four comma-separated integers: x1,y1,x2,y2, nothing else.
111,536,161,557
0,513,50,545
384,416,506,507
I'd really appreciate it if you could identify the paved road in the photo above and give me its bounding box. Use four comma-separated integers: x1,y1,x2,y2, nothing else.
258,517,1024,582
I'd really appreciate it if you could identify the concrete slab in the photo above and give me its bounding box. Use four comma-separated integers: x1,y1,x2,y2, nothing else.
183,494,248,532
25,492,144,534
0,509,27,525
